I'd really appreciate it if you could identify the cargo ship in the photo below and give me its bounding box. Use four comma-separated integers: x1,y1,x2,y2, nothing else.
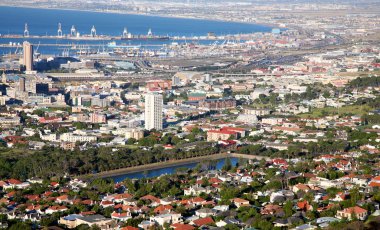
107,41,141,49
121,28,170,41
121,36,170,41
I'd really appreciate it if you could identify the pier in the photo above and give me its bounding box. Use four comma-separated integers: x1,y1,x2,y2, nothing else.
0,34,229,41
0,43,165,48
0,24,240,42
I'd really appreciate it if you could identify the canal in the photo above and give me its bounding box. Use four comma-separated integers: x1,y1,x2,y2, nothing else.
111,157,241,182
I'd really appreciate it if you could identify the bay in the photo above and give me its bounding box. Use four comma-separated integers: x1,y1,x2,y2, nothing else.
0,6,271,36
0,7,272,55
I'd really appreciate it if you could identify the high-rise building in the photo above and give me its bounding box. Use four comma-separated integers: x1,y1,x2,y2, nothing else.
19,77,26,92
23,41,33,71
172,75,181,86
1,72,6,84
144,93,163,130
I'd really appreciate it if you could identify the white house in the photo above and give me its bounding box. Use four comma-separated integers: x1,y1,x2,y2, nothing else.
150,213,181,226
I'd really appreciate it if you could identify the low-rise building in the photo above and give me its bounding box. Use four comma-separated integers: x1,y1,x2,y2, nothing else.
60,133,97,143
59,214,116,229
150,213,181,226
336,206,368,221
198,98,236,110
0,116,21,128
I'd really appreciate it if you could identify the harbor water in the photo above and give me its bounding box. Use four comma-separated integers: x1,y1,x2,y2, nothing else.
0,7,272,55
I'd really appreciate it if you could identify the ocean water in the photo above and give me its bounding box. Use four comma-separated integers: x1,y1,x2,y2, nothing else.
0,6,271,36
0,7,272,55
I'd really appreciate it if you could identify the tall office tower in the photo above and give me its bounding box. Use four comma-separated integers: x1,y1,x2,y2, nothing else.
19,77,26,92
144,93,163,130
23,41,33,71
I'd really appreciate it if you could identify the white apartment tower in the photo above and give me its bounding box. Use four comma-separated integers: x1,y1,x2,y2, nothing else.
144,93,163,130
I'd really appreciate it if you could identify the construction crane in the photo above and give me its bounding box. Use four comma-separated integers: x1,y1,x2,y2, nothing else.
34,42,41,56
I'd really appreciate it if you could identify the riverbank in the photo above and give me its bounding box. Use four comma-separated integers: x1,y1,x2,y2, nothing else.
81,153,270,180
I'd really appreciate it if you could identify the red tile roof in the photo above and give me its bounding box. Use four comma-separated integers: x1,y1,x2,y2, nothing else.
341,206,367,215
140,195,160,203
171,223,195,230
121,227,139,230
154,205,173,214
193,217,214,226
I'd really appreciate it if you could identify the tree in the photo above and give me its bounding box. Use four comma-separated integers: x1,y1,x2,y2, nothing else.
237,206,258,222
9,222,32,230
225,224,240,230
102,207,114,218
349,187,362,207
90,178,114,194
90,225,101,230
126,138,137,145
238,144,265,155
220,185,239,202
138,136,158,147
201,177,210,187
33,109,45,117
163,222,171,230
222,158,232,171
168,186,181,197
269,93,279,106
323,91,331,98
75,224,90,230
284,200,293,217
40,216,57,227
73,122,87,130
124,218,144,227
256,219,274,230
0,214,7,223
124,178,136,193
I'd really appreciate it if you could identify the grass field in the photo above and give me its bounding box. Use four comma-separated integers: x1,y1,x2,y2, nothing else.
0,147,36,156
336,70,380,77
117,145,140,150
298,105,371,118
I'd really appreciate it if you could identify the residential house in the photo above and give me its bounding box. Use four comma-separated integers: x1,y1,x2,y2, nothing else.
336,206,368,220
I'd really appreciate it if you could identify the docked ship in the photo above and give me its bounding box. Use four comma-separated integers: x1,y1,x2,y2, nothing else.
107,41,141,49
121,28,170,41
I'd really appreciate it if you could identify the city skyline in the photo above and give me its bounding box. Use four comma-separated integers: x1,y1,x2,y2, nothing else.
0,2,379,230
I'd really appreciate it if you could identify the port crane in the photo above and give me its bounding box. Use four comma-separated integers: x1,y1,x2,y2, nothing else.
34,42,41,56
70,25,76,37
147,28,153,37
24,23,29,37
122,27,129,38
91,25,97,37
57,23,63,37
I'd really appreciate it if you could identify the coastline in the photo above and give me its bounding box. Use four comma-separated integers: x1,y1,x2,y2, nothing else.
80,153,270,180
0,5,277,30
